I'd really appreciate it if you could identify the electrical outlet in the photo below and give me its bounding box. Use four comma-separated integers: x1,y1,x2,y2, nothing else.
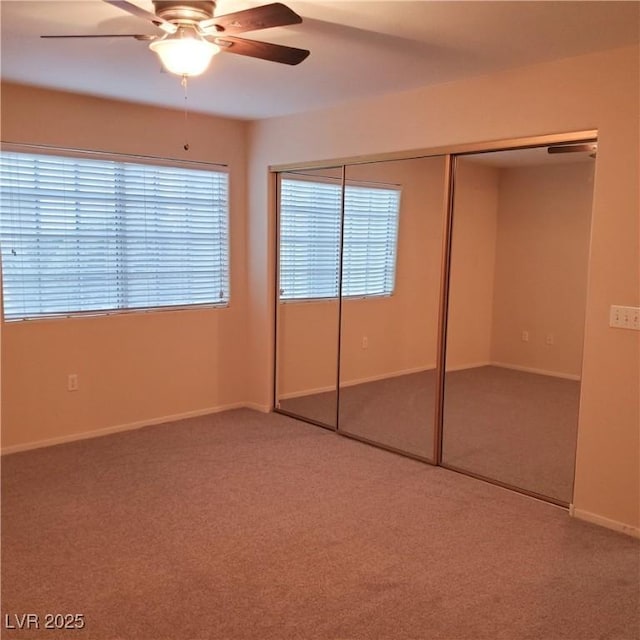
546,334,555,345
521,330,529,342
67,374,79,391
362,336,368,349
609,305,640,330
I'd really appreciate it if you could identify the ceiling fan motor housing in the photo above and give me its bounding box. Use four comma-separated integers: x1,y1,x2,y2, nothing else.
152,1,216,23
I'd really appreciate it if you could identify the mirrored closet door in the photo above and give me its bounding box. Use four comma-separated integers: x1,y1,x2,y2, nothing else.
273,133,597,508
275,166,344,429
442,144,596,503
337,156,447,460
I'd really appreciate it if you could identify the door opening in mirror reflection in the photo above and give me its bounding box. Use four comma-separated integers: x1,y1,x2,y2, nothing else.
442,145,596,504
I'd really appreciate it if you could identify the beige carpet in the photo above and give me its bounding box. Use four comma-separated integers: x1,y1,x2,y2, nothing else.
280,366,579,503
2,409,638,640
442,366,579,503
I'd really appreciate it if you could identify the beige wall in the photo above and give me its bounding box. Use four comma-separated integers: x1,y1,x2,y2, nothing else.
446,160,499,370
277,300,339,397
1,83,250,449
248,45,640,530
1,44,638,533
490,162,594,377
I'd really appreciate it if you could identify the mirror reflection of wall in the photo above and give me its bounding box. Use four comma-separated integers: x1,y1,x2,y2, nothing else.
338,156,446,460
443,146,596,503
275,166,343,428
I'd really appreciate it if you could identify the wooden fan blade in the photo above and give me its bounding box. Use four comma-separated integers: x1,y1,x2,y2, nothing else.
41,34,155,40
216,36,309,65
199,3,301,35
103,0,177,33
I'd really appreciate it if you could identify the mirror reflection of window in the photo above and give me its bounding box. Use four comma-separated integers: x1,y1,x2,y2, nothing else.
337,156,447,460
274,167,343,429
278,176,401,301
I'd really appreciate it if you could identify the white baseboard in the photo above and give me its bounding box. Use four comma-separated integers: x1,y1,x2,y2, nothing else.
1,402,263,455
278,379,364,400
279,384,336,400
244,402,271,413
279,361,578,401
445,361,492,372
340,364,435,388
569,504,640,538
491,362,581,381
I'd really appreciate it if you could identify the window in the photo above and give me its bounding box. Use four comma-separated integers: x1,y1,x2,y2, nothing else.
0,149,229,320
279,177,400,300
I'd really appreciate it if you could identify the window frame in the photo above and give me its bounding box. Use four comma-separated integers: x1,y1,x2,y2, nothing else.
0,143,231,322
277,172,402,303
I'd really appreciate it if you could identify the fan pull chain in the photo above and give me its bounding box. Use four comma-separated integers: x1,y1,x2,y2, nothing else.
182,75,190,151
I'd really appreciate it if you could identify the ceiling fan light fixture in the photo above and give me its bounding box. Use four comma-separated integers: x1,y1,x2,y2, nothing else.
149,26,220,76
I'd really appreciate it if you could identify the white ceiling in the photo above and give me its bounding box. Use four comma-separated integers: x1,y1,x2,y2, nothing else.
1,1,639,120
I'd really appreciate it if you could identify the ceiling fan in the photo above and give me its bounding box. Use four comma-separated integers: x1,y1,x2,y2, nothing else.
41,0,310,76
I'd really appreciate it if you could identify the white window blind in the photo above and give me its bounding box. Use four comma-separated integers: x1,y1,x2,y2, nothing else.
0,150,229,320
279,177,400,300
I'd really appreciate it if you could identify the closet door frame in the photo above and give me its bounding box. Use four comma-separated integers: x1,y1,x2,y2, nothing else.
440,138,597,506
271,129,598,505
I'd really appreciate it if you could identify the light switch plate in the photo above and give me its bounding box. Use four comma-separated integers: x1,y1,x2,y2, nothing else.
609,305,640,330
